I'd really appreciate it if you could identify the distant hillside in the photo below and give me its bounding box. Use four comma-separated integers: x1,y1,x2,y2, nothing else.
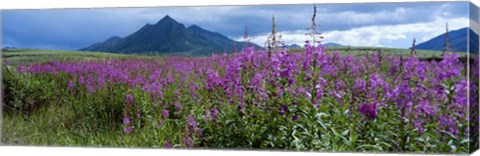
80,15,261,56
284,44,301,49
470,29,479,54
323,42,344,47
416,27,479,54
2,47,19,52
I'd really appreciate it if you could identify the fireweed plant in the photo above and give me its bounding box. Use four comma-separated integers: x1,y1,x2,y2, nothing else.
2,42,478,153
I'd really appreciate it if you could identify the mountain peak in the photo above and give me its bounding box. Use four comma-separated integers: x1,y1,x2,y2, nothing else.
323,42,344,47
156,15,179,25
284,44,301,49
80,16,262,56
105,36,122,42
188,24,201,29
416,27,478,53
187,24,206,32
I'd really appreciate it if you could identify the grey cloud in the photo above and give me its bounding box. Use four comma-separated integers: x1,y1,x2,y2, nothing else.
1,1,469,50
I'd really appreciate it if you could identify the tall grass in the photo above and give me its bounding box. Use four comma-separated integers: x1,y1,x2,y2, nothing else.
2,44,477,153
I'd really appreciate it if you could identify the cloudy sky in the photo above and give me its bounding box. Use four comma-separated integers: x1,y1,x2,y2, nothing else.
1,1,472,50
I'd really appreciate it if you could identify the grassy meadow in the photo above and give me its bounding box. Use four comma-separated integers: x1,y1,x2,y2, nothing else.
1,46,478,154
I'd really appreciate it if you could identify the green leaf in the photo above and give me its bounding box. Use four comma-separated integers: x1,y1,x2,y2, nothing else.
460,139,470,144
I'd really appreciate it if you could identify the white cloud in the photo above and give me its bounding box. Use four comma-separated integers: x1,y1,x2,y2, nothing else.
243,17,469,48
471,18,480,35
99,5,446,36
317,7,411,25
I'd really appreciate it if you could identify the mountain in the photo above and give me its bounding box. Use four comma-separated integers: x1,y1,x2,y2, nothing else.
80,15,261,56
2,46,18,52
323,42,344,47
284,44,301,49
81,36,122,52
470,29,479,54
416,27,479,54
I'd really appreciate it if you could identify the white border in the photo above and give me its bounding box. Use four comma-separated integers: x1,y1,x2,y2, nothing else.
0,0,477,156
0,0,473,10
0,146,459,156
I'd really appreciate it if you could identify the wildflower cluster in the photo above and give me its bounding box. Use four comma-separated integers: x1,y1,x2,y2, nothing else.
13,43,477,153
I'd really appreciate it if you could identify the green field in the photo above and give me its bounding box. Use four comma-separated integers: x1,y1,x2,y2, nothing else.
1,47,474,152
2,46,457,66
289,46,457,58
1,49,131,66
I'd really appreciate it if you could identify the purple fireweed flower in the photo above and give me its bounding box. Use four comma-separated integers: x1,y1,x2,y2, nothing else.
439,115,458,136
292,115,299,121
97,76,106,88
305,40,310,45
174,102,182,112
125,94,134,105
435,54,462,81
288,78,295,85
389,83,414,116
78,75,85,85
414,62,427,81
190,82,199,96
315,82,324,100
298,87,308,96
353,78,367,93
321,63,338,76
237,102,246,114
123,117,134,134
250,73,264,87
453,79,468,108
123,126,134,134
350,64,361,76
278,106,288,116
403,57,418,80
345,55,354,65
149,70,162,82
302,57,312,72
228,99,235,105
164,141,173,148
335,80,344,91
205,69,220,90
369,74,381,87
415,99,436,116
123,117,131,125
86,84,95,94
388,58,401,76
204,108,212,123
404,101,413,118
18,47,473,141
431,84,447,100
225,58,242,79
167,74,175,84
413,119,424,133
68,80,74,90
162,109,170,119
212,107,219,121
187,115,202,135
464,127,470,137
86,76,95,84
287,87,297,96
17,65,27,73
183,136,194,148
235,85,243,96
358,102,378,120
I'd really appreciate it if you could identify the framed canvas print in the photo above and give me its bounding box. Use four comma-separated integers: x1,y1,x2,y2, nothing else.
1,0,479,155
